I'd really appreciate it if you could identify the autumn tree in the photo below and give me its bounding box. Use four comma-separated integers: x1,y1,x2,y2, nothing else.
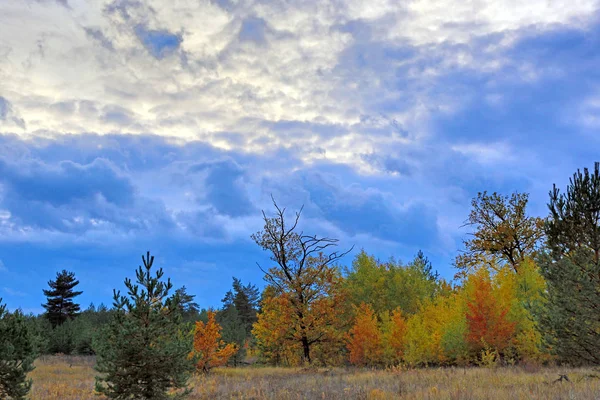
42,270,83,327
541,162,600,364
252,198,351,364
455,192,544,278
190,310,237,373
465,270,516,357
94,252,193,399
346,303,382,366
0,299,36,400
381,307,408,366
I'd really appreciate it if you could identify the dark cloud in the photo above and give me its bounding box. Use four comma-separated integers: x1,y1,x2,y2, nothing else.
188,159,255,217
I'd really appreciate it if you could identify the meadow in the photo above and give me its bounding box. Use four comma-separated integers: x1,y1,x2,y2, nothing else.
29,355,600,399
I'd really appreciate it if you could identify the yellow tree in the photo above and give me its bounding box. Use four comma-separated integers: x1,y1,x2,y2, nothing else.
190,311,237,373
252,198,352,365
346,303,382,366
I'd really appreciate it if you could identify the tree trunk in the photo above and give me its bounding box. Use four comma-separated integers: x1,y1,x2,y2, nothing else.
301,335,311,364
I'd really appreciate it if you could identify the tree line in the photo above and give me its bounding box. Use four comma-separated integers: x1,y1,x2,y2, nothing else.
1,162,599,399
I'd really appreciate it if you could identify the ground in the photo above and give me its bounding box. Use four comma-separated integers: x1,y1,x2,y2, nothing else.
29,356,600,399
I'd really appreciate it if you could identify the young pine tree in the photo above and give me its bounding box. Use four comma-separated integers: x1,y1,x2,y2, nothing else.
0,299,36,400
94,252,194,399
42,270,83,327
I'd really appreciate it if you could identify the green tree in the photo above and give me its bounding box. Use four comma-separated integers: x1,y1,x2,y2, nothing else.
541,162,600,364
217,304,247,366
94,252,193,399
42,270,83,327
217,278,259,365
0,299,36,400
455,191,544,278
345,250,444,315
174,286,200,322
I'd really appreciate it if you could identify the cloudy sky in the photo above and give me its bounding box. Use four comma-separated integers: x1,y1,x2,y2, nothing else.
1,0,599,313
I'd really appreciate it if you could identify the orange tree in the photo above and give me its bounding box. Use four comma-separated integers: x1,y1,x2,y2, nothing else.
346,303,382,366
189,311,237,373
465,270,516,357
252,198,352,365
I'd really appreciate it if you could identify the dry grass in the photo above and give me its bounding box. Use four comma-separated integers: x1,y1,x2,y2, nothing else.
29,356,600,399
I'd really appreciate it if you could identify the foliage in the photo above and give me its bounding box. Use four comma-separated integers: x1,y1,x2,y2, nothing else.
218,278,260,365
0,299,36,400
190,310,237,373
175,286,200,322
252,265,348,367
94,252,193,399
542,162,600,365
346,303,382,366
464,269,516,357
344,250,445,316
42,270,83,328
251,198,351,364
380,307,408,366
455,191,544,278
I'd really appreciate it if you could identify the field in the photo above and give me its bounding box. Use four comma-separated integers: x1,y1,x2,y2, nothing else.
29,356,600,399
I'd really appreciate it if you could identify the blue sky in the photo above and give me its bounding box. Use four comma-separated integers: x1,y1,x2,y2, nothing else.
0,0,599,313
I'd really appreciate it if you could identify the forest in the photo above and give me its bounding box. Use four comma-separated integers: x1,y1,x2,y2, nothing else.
1,161,600,399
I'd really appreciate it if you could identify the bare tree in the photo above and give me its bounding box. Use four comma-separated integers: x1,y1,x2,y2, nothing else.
251,197,353,364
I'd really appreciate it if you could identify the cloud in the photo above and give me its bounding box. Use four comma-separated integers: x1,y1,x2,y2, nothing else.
1,0,600,311
0,260,6,272
3,287,26,297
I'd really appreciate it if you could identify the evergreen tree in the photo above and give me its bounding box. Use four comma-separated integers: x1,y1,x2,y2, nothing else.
94,252,194,399
217,306,246,365
231,278,260,335
0,299,36,400
42,270,83,327
541,162,600,364
174,286,200,322
217,278,259,365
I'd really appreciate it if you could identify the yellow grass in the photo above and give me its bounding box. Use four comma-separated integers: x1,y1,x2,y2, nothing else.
29,356,600,399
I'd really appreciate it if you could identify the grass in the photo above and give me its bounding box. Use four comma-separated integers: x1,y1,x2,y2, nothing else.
29,356,600,399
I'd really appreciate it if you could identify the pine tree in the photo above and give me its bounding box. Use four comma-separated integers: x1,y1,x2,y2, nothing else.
42,270,83,327
541,162,600,364
174,286,199,321
0,299,36,400
231,278,260,335
94,252,193,399
217,278,259,366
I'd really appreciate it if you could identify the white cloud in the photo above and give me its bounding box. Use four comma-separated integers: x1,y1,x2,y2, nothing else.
0,0,596,173
0,260,6,272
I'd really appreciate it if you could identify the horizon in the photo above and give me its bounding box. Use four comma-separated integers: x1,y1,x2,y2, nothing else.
1,0,600,313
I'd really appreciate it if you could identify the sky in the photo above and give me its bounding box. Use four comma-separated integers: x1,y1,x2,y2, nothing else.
0,0,599,313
